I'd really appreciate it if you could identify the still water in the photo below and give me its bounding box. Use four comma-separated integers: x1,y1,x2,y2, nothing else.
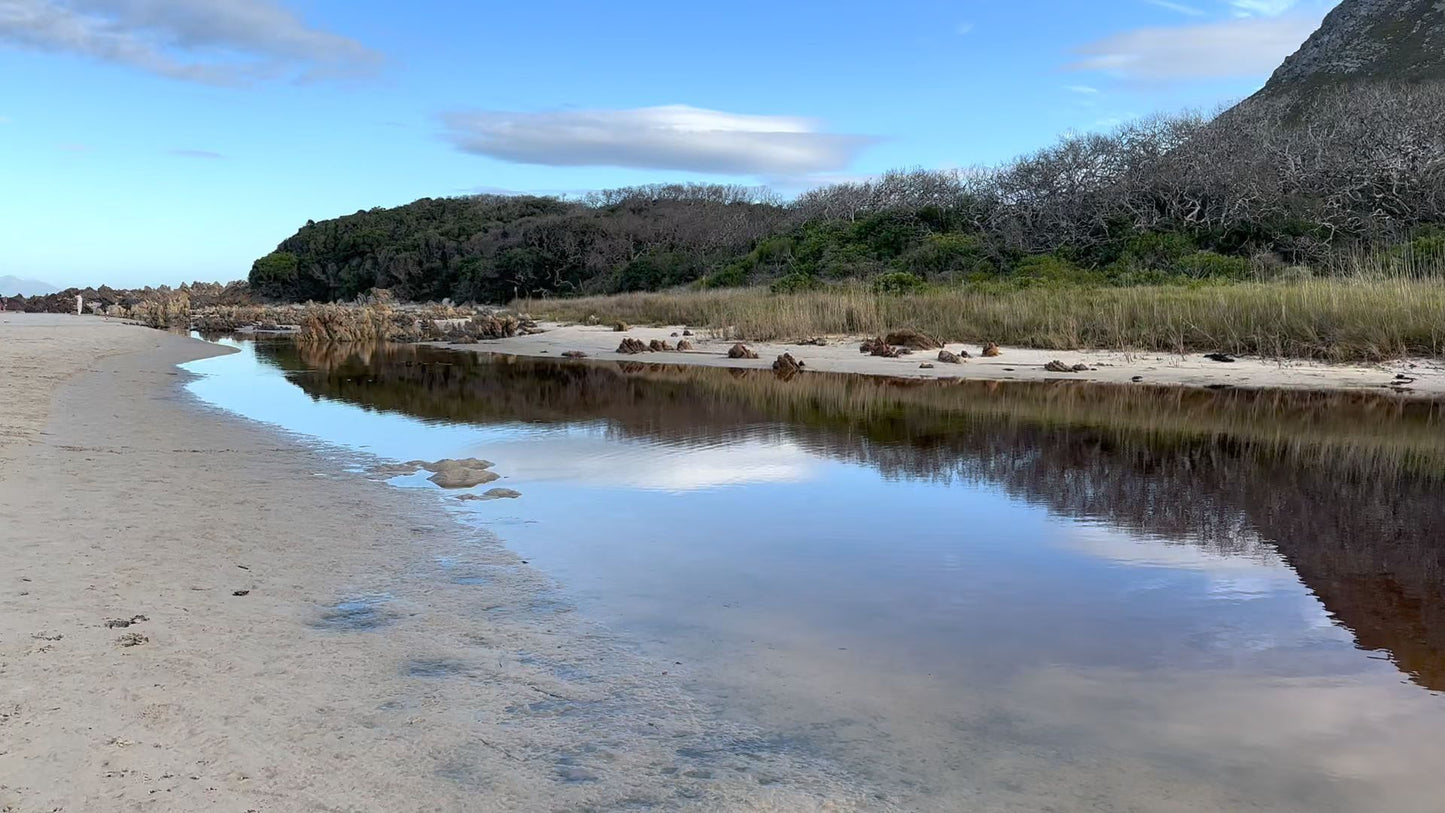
185,338,1445,811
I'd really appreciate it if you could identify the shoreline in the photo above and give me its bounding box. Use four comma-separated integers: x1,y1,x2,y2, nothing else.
0,314,870,811
441,321,1445,399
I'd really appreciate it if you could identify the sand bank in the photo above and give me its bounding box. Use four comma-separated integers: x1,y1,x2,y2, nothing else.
450,322,1445,399
0,314,868,811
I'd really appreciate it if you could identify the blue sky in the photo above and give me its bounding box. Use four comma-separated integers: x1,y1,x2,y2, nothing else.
0,0,1338,288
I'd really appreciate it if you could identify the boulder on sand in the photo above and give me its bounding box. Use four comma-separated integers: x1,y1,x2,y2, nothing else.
648,339,674,352
727,343,759,359
937,350,964,364
616,338,649,354
1044,360,1074,373
861,338,905,358
884,329,942,350
676,340,694,351
982,342,1002,357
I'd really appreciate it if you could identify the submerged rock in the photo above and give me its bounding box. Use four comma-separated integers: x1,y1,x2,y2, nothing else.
455,488,521,502
369,462,422,478
561,350,588,358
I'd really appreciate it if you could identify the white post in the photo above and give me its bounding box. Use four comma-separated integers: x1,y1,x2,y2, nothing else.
76,295,83,316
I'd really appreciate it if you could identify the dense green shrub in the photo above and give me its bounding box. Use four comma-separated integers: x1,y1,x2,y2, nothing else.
770,273,821,294
871,271,926,295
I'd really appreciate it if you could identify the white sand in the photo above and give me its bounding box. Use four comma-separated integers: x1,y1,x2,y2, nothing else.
0,314,870,811
452,322,1445,398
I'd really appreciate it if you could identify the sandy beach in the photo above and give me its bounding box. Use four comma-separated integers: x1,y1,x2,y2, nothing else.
0,314,869,811
450,322,1445,399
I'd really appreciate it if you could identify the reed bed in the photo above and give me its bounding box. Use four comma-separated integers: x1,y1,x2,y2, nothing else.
523,277,1445,362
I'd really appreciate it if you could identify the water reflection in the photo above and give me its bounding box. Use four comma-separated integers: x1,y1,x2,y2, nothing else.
188,339,1445,810
258,340,1445,694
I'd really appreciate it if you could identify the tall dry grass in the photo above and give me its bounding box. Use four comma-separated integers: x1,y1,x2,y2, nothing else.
522,277,1445,361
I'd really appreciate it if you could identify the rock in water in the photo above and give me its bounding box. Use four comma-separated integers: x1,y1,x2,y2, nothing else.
937,350,963,364
727,343,759,359
422,458,500,489
616,338,649,354
884,329,942,350
982,342,1002,357
676,340,694,351
561,350,588,358
772,353,805,377
648,339,674,352
1044,360,1075,373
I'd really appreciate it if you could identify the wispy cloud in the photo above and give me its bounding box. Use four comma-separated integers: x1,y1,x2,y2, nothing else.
169,148,224,159
1065,85,1101,95
1143,0,1206,16
0,0,381,84
1229,0,1303,15
1069,13,1321,81
441,105,875,177
956,22,975,35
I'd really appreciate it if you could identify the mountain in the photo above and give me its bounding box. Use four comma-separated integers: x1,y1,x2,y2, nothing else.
1253,0,1445,102
0,275,59,297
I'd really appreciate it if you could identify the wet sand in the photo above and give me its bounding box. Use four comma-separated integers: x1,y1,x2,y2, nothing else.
454,322,1445,398
0,314,869,811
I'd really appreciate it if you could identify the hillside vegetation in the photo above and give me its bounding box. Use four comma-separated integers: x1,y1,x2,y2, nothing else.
249,81,1445,305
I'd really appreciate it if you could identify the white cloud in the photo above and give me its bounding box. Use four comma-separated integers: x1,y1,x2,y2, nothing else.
1065,84,1100,94
1069,13,1321,80
441,105,874,177
956,21,975,35
0,0,380,84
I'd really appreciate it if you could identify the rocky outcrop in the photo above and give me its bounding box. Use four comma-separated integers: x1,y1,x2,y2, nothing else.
1250,0,1445,105
617,338,648,354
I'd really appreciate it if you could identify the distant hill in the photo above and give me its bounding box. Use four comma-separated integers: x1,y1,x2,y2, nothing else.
1250,0,1445,104
0,275,59,297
